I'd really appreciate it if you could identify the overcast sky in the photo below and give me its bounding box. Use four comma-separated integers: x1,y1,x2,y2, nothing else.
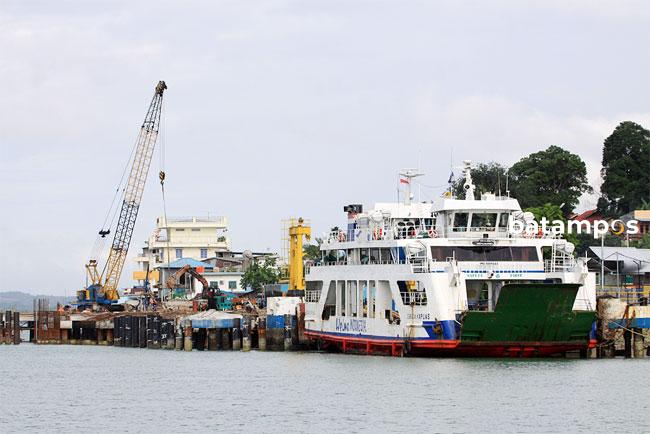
1,0,649,295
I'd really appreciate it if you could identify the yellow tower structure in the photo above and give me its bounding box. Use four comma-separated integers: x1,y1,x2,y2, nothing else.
287,217,311,291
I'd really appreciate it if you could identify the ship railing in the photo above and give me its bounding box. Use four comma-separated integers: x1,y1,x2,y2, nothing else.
544,257,576,272
440,227,511,238
410,257,430,273
305,290,321,303
308,259,411,267
399,290,428,305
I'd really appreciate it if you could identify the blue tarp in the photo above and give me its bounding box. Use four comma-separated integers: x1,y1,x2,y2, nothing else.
158,258,214,269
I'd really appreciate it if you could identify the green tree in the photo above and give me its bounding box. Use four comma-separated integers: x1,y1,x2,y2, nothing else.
509,145,593,215
303,237,323,261
634,234,650,249
240,256,279,291
452,162,508,198
525,203,579,250
598,121,650,215
525,203,565,223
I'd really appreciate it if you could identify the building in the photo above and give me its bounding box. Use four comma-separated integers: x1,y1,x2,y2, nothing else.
587,246,650,302
133,215,229,287
620,209,650,240
193,270,245,294
572,208,604,224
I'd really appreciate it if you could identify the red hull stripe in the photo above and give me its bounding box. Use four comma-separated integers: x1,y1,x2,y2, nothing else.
305,330,592,356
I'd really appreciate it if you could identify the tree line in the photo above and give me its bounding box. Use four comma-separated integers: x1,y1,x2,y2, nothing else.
452,121,650,250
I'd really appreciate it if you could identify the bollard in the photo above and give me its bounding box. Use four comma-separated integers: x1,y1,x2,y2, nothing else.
232,328,241,351
208,329,218,351
183,325,193,351
633,328,645,359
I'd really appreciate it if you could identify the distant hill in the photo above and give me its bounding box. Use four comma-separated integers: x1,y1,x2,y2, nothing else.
0,291,75,312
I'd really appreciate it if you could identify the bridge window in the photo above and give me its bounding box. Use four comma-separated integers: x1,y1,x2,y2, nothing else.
470,213,497,231
453,213,468,232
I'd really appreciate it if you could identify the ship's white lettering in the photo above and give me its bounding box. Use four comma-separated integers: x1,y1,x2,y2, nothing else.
335,318,367,333
407,313,430,320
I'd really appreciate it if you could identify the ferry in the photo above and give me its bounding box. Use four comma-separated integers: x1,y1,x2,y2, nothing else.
303,161,597,357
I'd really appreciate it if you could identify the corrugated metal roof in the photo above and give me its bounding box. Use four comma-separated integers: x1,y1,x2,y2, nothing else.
182,310,242,329
589,246,650,274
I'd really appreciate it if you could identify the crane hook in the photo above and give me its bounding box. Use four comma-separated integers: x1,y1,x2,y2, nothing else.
159,171,166,185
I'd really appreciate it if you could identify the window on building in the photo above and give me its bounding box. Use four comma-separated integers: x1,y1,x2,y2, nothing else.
200,248,207,258
175,248,183,259
228,281,237,290
175,228,185,231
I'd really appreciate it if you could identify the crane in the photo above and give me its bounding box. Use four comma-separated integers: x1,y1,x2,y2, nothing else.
166,265,218,310
78,80,167,310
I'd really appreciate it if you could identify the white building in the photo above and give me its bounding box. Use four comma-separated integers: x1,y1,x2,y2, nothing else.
133,215,229,286
193,271,245,294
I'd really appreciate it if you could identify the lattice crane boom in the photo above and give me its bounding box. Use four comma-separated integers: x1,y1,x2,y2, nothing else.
85,81,167,304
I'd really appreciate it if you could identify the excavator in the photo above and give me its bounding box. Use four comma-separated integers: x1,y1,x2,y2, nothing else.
77,81,167,311
165,265,218,310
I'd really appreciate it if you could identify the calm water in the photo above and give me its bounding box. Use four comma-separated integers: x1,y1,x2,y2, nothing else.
0,345,648,433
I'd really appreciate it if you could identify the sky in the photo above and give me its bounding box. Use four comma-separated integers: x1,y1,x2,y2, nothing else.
1,0,649,295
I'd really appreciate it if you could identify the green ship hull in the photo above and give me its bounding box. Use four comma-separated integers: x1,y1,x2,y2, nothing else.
453,283,596,357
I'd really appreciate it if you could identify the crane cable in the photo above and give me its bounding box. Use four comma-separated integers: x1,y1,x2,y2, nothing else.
158,102,172,301
88,123,141,265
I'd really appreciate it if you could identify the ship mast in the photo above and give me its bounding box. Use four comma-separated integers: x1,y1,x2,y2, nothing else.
399,169,424,206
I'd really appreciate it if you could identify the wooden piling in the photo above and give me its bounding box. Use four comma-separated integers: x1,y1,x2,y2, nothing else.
633,328,645,359
283,314,292,351
175,326,183,350
242,320,251,352
258,318,266,351
208,329,218,351
221,329,231,351
232,327,241,351
183,325,192,351
624,328,632,359
13,312,20,344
